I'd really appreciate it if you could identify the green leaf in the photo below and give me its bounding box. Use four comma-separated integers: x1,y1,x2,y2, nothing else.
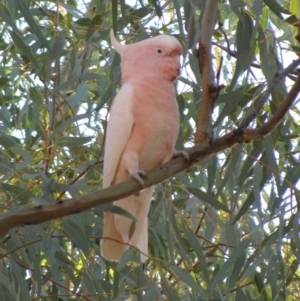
9,31,40,70
233,190,255,224
75,18,91,26
253,0,263,18
144,281,161,301
15,0,53,54
86,15,103,41
0,3,21,33
0,134,21,148
10,260,30,301
82,272,97,295
51,113,90,138
22,227,42,296
211,239,250,288
173,0,185,38
52,30,66,60
106,204,137,222
132,6,153,19
227,254,246,289
255,271,268,300
229,11,255,90
216,84,264,127
116,249,134,271
149,0,162,18
0,77,10,86
30,87,45,112
62,217,90,256
258,25,280,84
235,287,248,301
285,260,299,287
94,82,113,111
0,274,16,299
263,136,281,191
1,183,25,195
206,156,217,192
112,0,118,34
253,163,263,203
292,211,300,262
282,165,300,195
165,217,175,263
264,0,291,19
67,84,88,107
55,136,93,148
128,219,135,240
51,73,101,95
169,265,207,299
160,277,181,301
188,187,230,213
238,141,263,187
181,220,211,285
290,0,300,15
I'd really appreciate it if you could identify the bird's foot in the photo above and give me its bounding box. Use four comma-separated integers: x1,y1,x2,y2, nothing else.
129,170,148,188
173,150,190,161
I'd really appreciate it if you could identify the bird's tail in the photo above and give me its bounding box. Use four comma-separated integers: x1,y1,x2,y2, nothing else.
101,187,153,262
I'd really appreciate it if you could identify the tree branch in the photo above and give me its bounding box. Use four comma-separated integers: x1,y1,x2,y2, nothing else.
0,72,299,236
240,58,300,128
240,71,300,140
212,41,299,81
195,0,221,144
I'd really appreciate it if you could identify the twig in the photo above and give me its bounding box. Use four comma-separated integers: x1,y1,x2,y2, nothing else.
240,58,300,128
195,208,206,234
240,70,300,139
212,41,299,80
13,258,93,301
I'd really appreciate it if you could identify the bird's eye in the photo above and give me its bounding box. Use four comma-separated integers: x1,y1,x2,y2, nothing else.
156,48,163,54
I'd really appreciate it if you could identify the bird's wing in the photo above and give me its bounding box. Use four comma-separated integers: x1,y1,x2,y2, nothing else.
103,83,134,188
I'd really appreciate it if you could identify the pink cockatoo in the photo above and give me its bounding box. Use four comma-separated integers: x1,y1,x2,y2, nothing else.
101,30,185,262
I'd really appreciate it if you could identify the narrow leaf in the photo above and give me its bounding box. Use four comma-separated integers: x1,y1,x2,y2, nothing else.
15,0,52,54
51,73,101,95
0,274,16,299
170,265,207,299
51,113,89,137
181,220,211,285
264,0,291,19
161,277,181,301
106,205,137,222
0,77,10,86
116,249,134,271
282,166,300,195
232,190,255,224
188,187,230,213
55,136,93,147
211,239,250,288
9,31,40,70
62,218,90,256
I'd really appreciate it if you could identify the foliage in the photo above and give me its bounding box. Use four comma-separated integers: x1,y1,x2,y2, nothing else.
0,0,300,300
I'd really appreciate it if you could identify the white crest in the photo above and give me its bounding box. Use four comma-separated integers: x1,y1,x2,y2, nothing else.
110,29,126,54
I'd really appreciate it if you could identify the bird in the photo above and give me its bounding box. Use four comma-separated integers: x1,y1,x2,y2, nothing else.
101,30,186,262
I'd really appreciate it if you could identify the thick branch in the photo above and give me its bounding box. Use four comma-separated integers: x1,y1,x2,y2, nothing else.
195,0,220,144
0,73,299,236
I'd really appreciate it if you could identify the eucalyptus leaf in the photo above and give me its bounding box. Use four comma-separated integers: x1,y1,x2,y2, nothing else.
188,187,230,213
62,217,90,256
